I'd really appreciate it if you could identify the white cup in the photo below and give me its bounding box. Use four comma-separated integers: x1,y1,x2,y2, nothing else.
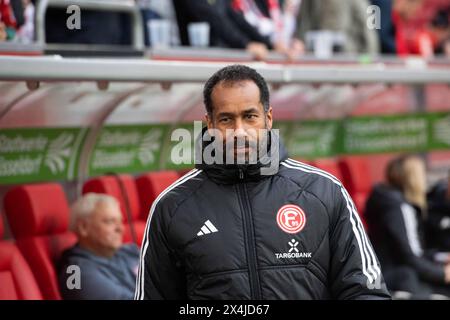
315,32,334,59
306,30,347,59
148,19,171,48
188,22,210,47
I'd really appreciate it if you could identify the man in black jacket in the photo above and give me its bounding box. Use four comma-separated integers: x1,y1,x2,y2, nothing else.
135,65,390,300
427,177,450,252
172,0,270,59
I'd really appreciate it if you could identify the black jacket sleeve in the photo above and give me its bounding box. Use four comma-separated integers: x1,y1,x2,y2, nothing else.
427,181,450,234
329,184,391,299
135,200,186,300
381,201,446,284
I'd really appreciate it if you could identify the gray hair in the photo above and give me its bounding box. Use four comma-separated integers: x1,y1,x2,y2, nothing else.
70,193,120,232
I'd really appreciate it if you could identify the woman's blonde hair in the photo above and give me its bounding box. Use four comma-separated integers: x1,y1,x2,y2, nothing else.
386,155,427,210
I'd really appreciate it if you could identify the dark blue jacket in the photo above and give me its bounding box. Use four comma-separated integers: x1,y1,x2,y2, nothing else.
59,243,139,300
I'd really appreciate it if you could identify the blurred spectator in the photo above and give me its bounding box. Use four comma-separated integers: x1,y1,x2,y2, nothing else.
0,0,25,41
427,173,450,251
392,0,432,56
445,38,450,57
230,0,304,59
15,0,34,43
428,6,450,56
278,0,304,52
58,193,139,300
366,155,450,298
0,22,6,41
296,0,380,55
372,0,433,56
173,0,271,60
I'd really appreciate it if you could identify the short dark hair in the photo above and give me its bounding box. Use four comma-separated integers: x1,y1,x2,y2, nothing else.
203,64,270,116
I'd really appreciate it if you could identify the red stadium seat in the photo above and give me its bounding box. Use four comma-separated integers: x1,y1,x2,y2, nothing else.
82,175,145,245
339,156,373,226
0,215,43,300
135,170,180,220
338,157,373,194
4,184,77,300
338,157,373,224
310,159,343,182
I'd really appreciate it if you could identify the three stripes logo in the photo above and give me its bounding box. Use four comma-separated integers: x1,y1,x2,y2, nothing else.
197,220,219,237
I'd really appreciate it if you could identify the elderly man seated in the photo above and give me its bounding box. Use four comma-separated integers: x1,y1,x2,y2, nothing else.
58,193,139,300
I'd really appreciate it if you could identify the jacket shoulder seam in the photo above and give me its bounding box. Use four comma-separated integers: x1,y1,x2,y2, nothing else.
166,173,209,234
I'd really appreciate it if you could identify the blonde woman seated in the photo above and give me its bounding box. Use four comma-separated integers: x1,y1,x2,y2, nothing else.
365,155,450,299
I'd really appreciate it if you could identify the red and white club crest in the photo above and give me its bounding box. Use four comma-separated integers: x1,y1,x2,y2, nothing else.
276,204,306,234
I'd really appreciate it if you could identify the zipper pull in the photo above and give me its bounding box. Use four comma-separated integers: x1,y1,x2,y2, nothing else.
239,168,244,180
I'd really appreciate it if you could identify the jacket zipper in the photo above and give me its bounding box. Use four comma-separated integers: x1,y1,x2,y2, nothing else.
237,169,262,299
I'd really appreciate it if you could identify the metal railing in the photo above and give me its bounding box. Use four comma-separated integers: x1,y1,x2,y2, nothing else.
35,0,144,51
0,56,449,84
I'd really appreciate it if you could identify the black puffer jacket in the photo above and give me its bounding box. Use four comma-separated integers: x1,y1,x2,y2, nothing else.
135,133,390,300
427,180,450,251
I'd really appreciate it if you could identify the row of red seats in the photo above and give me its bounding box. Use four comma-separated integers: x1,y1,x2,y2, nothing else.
0,214,42,299
1,170,184,300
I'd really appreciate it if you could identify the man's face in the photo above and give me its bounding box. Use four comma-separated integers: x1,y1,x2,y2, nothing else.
205,80,272,163
81,201,124,253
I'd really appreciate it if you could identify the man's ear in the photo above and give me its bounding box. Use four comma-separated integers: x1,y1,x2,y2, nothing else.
266,106,273,130
77,219,89,238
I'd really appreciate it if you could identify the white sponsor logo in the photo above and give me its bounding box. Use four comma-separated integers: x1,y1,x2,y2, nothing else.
275,239,312,259
288,238,299,252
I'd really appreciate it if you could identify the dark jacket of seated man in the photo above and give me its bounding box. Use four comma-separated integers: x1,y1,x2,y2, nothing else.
58,193,139,300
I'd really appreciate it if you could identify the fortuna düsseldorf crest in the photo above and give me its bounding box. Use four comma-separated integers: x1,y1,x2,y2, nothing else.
276,204,306,234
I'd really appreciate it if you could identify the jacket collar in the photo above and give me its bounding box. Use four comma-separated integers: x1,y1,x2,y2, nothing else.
195,127,288,185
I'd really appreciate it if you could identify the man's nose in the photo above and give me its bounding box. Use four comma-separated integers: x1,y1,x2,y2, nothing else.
233,119,248,139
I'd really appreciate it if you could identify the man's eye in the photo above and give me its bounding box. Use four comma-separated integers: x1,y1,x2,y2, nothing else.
246,114,257,119
219,118,230,123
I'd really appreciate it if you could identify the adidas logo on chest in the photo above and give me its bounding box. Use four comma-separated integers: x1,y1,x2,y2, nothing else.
197,220,219,236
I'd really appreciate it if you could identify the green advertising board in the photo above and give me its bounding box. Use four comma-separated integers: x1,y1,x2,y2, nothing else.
1,112,449,185
163,122,204,171
428,112,450,150
284,120,340,159
0,127,87,184
343,113,430,155
282,112,450,159
88,124,168,176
